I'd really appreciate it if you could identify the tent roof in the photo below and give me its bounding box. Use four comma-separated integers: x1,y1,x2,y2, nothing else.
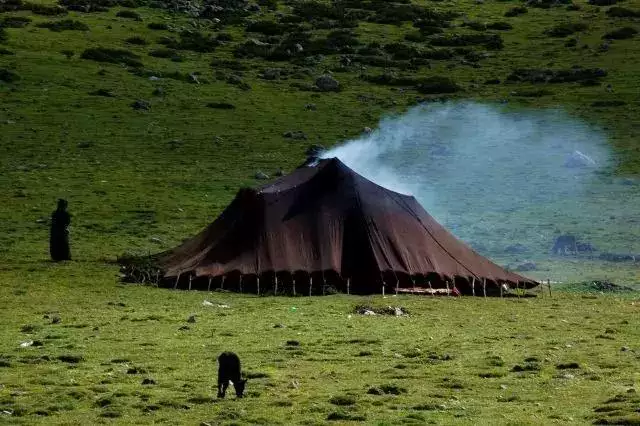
156,158,536,287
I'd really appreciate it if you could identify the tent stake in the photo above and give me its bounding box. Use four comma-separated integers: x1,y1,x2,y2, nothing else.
482,278,487,298
471,277,476,297
174,273,181,290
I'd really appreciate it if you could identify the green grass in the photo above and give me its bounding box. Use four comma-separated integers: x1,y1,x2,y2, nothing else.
2,0,640,423
1,268,640,424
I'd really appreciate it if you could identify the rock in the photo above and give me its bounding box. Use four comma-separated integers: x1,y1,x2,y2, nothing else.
504,244,528,254
305,144,325,157
149,76,161,81
304,103,316,111
561,373,575,379
202,300,214,306
363,127,372,134
564,150,596,168
50,315,61,324
187,314,196,323
515,261,537,271
621,346,630,351
294,43,303,53
315,75,340,92
262,68,280,80
189,73,200,84
19,341,34,348
363,310,376,315
255,171,269,180
283,130,307,140
131,99,151,111
273,323,285,328
150,237,163,244
142,378,156,385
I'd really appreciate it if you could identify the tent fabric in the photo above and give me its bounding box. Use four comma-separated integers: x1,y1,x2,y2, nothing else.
155,158,537,291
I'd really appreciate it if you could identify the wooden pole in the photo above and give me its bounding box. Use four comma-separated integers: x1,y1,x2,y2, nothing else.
446,281,450,297
471,277,476,297
207,276,213,292
395,277,399,295
309,275,313,297
548,278,552,298
381,274,385,297
239,275,243,293
274,275,278,296
256,276,260,296
482,278,487,298
292,277,296,296
220,275,225,290
428,280,433,296
173,273,181,290
188,275,192,291
346,278,350,295
500,281,503,298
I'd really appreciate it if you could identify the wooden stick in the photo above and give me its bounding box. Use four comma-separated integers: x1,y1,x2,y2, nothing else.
274,275,278,296
482,278,487,298
292,277,296,296
309,275,313,297
221,275,225,290
346,278,350,295
239,275,243,293
173,273,181,290
188,275,192,291
207,276,213,292
256,276,260,296
446,281,450,296
548,278,552,298
428,280,433,296
395,277,399,295
471,277,476,297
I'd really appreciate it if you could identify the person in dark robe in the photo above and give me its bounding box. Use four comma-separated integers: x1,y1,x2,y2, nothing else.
50,199,71,261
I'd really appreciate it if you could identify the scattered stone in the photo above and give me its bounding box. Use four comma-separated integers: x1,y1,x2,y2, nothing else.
621,346,630,352
19,341,34,348
315,75,340,92
179,325,190,331
187,314,196,323
149,237,162,244
255,171,270,180
202,300,214,306
283,130,307,140
560,373,575,379
363,127,372,134
142,378,156,385
565,150,596,168
131,99,150,111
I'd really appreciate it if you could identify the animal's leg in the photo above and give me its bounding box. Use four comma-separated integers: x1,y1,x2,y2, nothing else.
217,379,226,398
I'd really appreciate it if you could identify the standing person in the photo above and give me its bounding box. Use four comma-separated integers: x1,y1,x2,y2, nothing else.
50,199,71,261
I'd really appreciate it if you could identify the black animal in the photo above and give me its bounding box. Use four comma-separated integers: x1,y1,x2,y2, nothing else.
217,352,246,398
50,199,71,261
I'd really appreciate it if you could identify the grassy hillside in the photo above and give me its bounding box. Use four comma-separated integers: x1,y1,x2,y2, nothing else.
1,0,640,423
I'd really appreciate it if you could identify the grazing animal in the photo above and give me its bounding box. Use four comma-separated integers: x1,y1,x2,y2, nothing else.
217,352,246,398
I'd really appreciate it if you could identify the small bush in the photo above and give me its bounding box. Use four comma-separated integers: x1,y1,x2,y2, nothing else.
2,16,32,28
329,395,356,406
505,6,527,17
125,36,147,45
147,22,168,30
149,48,179,59
37,19,89,32
116,10,142,20
379,384,407,395
81,47,142,67
603,26,638,39
216,32,233,42
25,3,68,15
607,6,640,17
417,76,460,94
556,362,581,369
0,68,21,83
487,21,513,30
545,22,588,37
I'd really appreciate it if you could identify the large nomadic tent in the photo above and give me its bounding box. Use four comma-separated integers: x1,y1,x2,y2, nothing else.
146,157,537,295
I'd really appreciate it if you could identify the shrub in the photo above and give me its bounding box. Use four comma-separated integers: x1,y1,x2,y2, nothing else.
147,22,168,30
0,68,21,82
417,76,460,94
116,9,141,20
2,16,32,28
292,1,343,20
545,22,588,37
431,33,504,49
505,6,527,17
125,36,147,45
258,0,277,9
606,6,640,17
487,21,513,30
528,0,571,8
36,19,89,31
603,26,638,39
25,2,68,15
81,47,142,67
463,20,487,31
329,395,356,406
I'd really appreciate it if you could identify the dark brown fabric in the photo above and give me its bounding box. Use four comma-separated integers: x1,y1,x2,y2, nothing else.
156,158,537,289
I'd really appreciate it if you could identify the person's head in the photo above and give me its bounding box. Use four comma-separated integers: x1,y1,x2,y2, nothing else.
57,199,68,210
235,378,247,398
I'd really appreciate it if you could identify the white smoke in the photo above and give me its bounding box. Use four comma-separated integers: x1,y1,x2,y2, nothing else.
321,101,616,254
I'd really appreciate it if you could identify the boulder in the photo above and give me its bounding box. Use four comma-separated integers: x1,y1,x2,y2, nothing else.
564,150,596,168
315,75,340,92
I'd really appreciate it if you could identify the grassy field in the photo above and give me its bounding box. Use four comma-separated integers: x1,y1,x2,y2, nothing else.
2,0,640,422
